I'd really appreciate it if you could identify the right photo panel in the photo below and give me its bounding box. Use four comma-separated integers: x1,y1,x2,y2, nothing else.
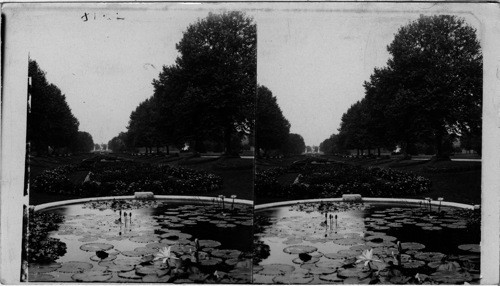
254,4,483,284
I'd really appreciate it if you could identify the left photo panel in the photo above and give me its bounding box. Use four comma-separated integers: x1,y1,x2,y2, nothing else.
3,3,255,283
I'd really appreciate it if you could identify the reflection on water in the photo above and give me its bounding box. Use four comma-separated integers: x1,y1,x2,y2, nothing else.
254,203,480,284
28,200,253,283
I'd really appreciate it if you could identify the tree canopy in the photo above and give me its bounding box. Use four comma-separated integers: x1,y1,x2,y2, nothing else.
255,85,290,155
28,60,93,154
337,15,482,158
285,134,306,155
150,11,256,155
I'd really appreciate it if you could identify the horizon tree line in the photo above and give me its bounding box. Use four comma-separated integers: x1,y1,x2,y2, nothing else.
28,60,94,155
322,15,482,159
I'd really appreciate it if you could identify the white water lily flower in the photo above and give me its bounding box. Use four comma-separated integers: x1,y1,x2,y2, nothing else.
154,246,178,264
356,249,381,266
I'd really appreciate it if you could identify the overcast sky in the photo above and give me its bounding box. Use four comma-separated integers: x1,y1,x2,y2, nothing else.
8,3,481,146
255,5,481,146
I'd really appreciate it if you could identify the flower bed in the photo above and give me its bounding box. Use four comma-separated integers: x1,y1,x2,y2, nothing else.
255,164,431,200
31,161,223,197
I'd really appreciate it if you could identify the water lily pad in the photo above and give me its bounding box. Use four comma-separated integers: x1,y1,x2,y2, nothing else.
142,274,172,282
366,241,396,248
72,271,113,282
273,272,314,284
80,243,114,252
78,236,100,242
414,252,446,262
118,270,142,279
134,247,158,256
337,268,370,279
58,261,93,273
283,245,317,254
316,260,344,269
199,258,223,266
458,244,480,253
104,263,135,272
300,264,336,274
401,242,425,250
422,226,442,231
334,238,364,246
365,235,397,242
28,273,55,282
319,273,343,283
324,252,348,259
90,253,117,262
292,256,320,264
402,260,425,269
136,265,161,275
283,237,304,245
431,271,472,284
120,250,143,257
208,248,240,259
389,275,411,284
198,239,221,248
253,274,275,283
350,245,372,251
130,235,159,243
159,232,192,240
258,264,295,275
372,247,398,256
145,242,172,250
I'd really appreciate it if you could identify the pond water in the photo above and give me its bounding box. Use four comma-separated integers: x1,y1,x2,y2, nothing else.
254,202,480,284
28,199,253,283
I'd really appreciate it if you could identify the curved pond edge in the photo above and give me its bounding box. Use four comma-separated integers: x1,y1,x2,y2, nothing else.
33,195,253,211
255,197,477,210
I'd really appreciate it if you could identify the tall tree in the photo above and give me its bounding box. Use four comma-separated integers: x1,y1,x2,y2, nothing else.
285,133,306,155
154,11,256,155
28,60,79,155
255,85,290,156
127,97,162,153
70,131,94,153
385,15,482,159
108,132,128,153
319,134,343,155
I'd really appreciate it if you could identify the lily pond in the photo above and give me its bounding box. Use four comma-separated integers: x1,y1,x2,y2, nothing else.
254,202,480,284
28,199,253,283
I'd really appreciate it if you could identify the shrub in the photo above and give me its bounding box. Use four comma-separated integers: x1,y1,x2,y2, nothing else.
32,161,224,197
255,164,431,199
28,211,66,263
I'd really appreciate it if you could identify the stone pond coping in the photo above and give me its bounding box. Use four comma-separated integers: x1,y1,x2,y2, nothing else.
255,197,476,210
33,195,253,211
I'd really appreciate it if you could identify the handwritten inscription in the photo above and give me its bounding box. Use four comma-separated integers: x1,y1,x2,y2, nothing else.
81,12,125,22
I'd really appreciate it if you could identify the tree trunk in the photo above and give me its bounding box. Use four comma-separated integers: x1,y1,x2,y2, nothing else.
224,126,232,156
377,148,381,157
166,145,170,155
401,142,411,160
433,130,450,161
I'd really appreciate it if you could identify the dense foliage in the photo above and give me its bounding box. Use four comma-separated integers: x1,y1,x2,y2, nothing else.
31,159,223,197
284,133,306,155
114,11,256,155
28,60,94,155
255,85,290,155
28,211,66,263
335,15,482,157
255,163,431,200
